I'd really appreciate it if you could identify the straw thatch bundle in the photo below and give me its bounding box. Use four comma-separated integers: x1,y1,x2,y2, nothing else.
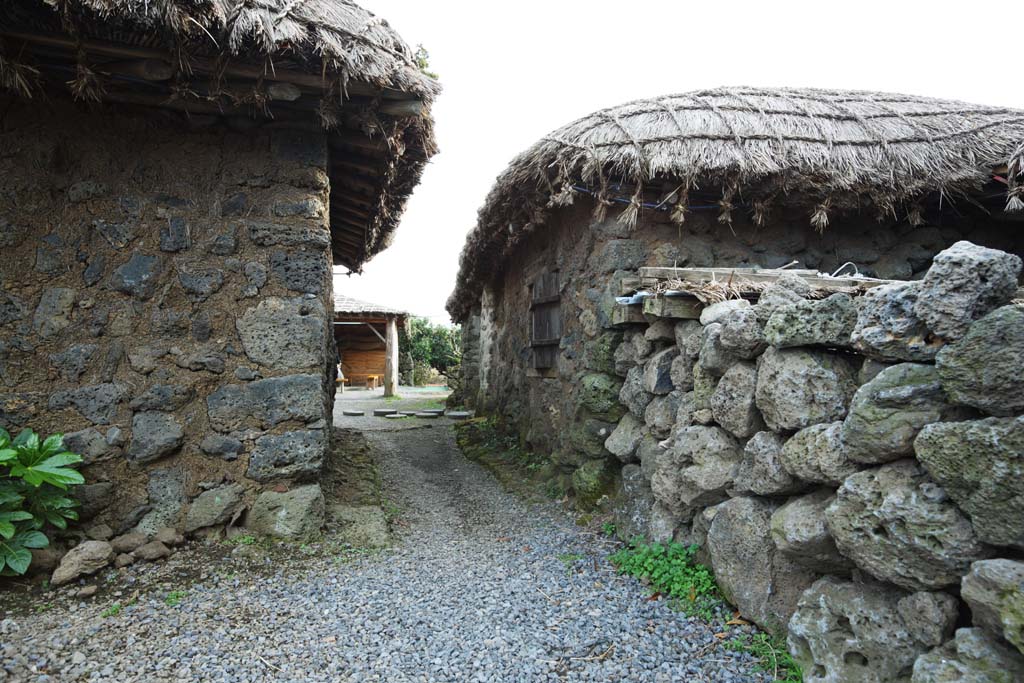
1010,140,1024,212
447,87,1024,320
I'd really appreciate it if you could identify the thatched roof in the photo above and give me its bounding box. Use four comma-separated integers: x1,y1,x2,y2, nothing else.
334,293,407,319
447,87,1024,320
0,0,440,271
1010,141,1024,212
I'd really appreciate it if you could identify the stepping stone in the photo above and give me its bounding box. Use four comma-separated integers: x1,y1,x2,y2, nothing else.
446,411,473,420
384,414,406,420
420,409,445,415
415,412,441,419
399,411,419,416
341,410,365,417
373,408,397,417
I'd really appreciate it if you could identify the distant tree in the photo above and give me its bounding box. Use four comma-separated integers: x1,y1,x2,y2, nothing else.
399,318,461,385
414,44,438,80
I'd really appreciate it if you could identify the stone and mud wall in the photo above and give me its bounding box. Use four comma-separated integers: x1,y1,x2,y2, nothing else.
0,97,336,539
459,197,1024,681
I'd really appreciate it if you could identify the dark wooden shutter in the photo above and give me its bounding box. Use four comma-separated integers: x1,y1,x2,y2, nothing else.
530,271,562,369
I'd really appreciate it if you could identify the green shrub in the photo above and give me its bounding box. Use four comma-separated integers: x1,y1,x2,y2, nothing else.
609,540,720,620
0,428,84,575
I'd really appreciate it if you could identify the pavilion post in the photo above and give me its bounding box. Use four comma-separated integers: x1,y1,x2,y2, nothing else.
384,315,399,397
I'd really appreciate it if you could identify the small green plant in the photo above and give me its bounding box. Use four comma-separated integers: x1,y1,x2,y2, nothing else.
601,521,617,537
382,499,402,526
227,535,257,546
101,603,122,618
609,541,721,621
34,602,53,613
413,44,439,80
164,590,186,607
726,633,803,682
0,428,85,575
557,552,585,574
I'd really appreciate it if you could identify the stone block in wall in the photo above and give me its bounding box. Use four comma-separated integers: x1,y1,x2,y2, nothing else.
236,297,326,371
779,422,861,486
754,273,811,322
200,434,243,460
788,576,957,683
578,373,624,421
246,429,326,482
650,425,742,515
648,501,681,543
567,418,616,458
177,265,224,302
207,373,324,431
731,430,804,497
697,323,740,377
171,347,226,374
825,459,992,591
159,216,191,252
613,337,639,377
604,413,645,462
618,366,652,419
912,628,1024,683
184,484,246,533
49,343,97,382
570,458,616,509
669,352,695,391
718,307,767,359
699,299,751,326
32,287,75,339
935,305,1024,416
48,382,127,425
246,484,324,540
582,331,622,374
710,361,763,438
64,427,115,465
914,241,1023,341
0,290,27,324
915,416,1024,550
136,467,185,536
769,489,852,575
269,248,329,294
109,252,161,300
691,362,718,411
841,363,966,465
245,220,330,249
960,559,1024,654
851,281,943,362
644,390,681,438
754,347,858,432
706,496,818,635
127,345,169,375
764,293,857,348
637,433,666,484
643,319,675,342
129,384,195,412
642,347,678,394
592,239,646,273
126,411,184,463
612,464,654,541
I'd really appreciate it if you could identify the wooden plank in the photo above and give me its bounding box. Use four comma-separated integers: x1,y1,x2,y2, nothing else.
619,277,642,296
637,267,894,291
643,296,703,320
611,304,646,326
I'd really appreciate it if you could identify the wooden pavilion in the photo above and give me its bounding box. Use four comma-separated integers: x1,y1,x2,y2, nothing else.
334,294,408,396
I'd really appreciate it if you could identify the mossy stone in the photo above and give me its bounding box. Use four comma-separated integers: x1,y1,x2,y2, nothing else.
578,373,625,420
572,458,617,510
583,332,623,375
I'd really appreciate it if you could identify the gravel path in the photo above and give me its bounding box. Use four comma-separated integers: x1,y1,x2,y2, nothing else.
1,422,769,682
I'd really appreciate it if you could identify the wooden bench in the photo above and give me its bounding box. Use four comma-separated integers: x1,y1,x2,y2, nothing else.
366,374,381,390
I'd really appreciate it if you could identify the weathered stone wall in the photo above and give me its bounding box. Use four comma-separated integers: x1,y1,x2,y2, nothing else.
0,97,335,538
458,197,1024,680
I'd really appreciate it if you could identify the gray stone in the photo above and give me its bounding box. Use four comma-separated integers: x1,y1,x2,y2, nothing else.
33,287,75,339
692,362,719,411
0,291,26,324
699,299,751,326
710,361,763,438
207,374,324,431
842,363,963,464
49,344,97,382
236,297,326,370
247,484,325,540
246,429,326,482
916,417,1024,549
82,255,105,286
643,319,675,342
159,217,191,252
674,319,702,350
151,309,189,336
643,391,680,438
651,425,742,516
788,576,958,683
755,273,811,322
697,323,740,376
178,267,224,302
647,501,680,543
129,384,194,412
612,464,655,541
127,345,169,374
755,347,858,432
51,541,113,585
133,540,172,561
110,532,147,554
642,347,678,395
578,373,624,420
613,338,639,377
68,180,107,202
199,434,243,460
244,261,267,289
273,197,324,218
765,293,857,348
209,230,238,256
595,239,646,273
780,422,860,485
915,241,1023,341
912,628,1024,683
94,220,134,249
718,307,767,358
961,559,1024,654
707,496,818,635
77,482,114,520
221,192,248,217
0,218,24,247
770,490,851,574
852,281,942,362
619,366,653,420
270,248,328,294
637,434,667,484
127,412,184,463
191,310,213,341
184,484,246,533
172,348,226,374
327,504,390,548
246,220,330,249
64,428,111,464
731,431,804,497
935,305,1024,416
825,459,992,591
155,527,184,547
49,383,126,424
136,467,185,536
604,414,645,462
110,252,161,299
669,352,695,391
567,418,616,458
234,366,259,381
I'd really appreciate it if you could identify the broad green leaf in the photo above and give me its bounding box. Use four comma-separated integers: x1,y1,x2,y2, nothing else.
41,434,64,457
0,448,15,465
1,545,31,574
0,427,10,448
44,511,67,530
0,488,22,507
11,452,85,488
12,429,36,449
0,511,33,523
0,520,12,539
19,530,48,549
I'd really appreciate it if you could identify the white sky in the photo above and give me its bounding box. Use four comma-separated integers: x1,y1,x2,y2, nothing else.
335,0,1024,325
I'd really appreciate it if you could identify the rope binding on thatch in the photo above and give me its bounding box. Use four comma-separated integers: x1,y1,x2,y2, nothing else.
446,87,1024,321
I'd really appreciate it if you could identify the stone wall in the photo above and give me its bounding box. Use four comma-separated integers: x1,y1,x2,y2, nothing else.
0,97,336,538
